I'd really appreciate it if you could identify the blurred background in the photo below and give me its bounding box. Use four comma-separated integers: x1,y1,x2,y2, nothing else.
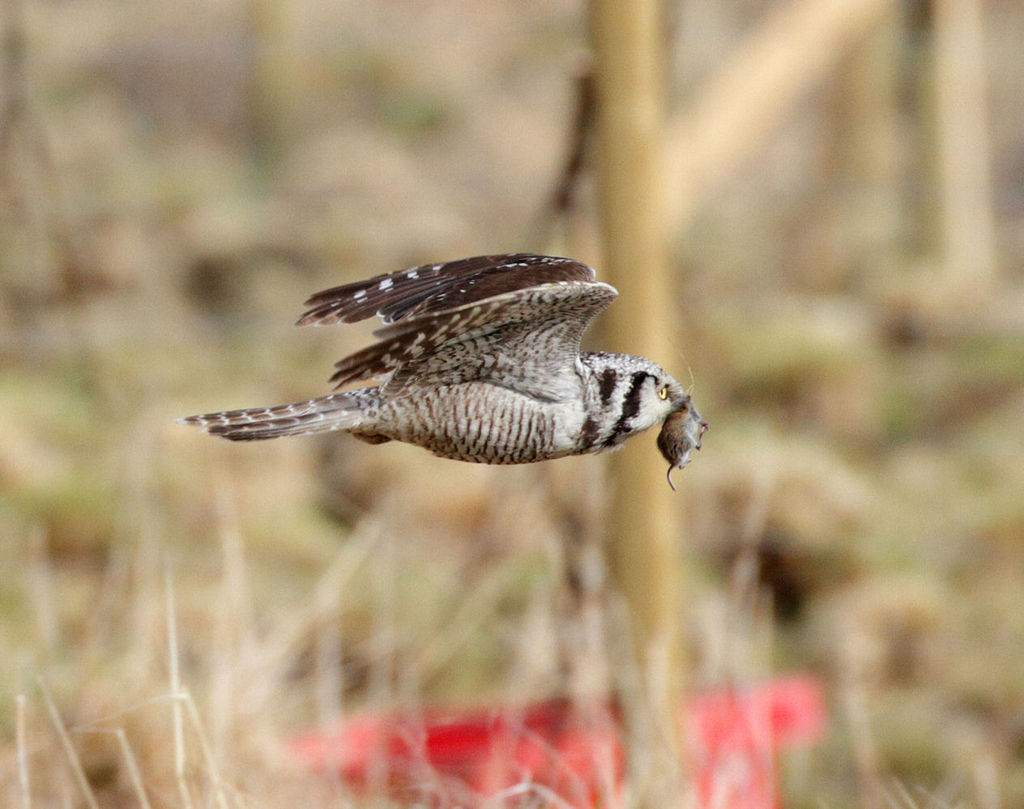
2,0,1023,806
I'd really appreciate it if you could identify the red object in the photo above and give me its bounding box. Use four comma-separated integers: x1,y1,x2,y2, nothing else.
687,676,826,809
290,675,825,808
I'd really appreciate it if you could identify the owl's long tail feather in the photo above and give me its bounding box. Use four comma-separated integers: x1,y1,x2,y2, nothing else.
178,391,376,441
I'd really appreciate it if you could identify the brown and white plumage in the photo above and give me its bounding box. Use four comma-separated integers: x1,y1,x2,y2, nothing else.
179,254,707,478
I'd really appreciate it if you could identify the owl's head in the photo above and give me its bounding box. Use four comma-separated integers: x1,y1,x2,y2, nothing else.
615,358,707,488
612,358,682,420
582,353,707,479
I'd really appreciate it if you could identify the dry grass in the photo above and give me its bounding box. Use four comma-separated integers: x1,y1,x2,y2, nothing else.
3,0,1024,807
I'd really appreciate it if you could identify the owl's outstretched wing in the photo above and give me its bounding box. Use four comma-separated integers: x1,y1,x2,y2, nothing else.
329,281,617,401
299,254,617,402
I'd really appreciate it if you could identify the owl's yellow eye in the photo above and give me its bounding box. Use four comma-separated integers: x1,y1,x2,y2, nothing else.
657,386,669,400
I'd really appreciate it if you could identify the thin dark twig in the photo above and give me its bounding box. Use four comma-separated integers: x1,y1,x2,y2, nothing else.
532,67,596,244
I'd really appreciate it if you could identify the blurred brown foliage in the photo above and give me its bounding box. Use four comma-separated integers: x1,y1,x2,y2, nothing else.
2,1,1023,807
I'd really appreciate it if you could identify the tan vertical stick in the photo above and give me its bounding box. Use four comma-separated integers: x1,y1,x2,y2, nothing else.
932,0,997,294
589,0,682,791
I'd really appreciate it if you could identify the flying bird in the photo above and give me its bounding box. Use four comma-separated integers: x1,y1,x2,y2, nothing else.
179,254,707,483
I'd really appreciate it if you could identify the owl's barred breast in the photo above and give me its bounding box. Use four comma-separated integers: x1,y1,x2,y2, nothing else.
373,382,584,464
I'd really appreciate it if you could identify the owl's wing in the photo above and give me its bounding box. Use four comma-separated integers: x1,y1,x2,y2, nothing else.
328,280,618,402
297,254,596,327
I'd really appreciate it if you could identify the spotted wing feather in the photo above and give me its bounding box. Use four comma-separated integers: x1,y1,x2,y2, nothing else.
297,254,595,327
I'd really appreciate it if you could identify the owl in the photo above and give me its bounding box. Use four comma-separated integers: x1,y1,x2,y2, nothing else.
179,254,706,485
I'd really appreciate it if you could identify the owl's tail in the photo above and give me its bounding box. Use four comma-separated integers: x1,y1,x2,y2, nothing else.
178,390,377,441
